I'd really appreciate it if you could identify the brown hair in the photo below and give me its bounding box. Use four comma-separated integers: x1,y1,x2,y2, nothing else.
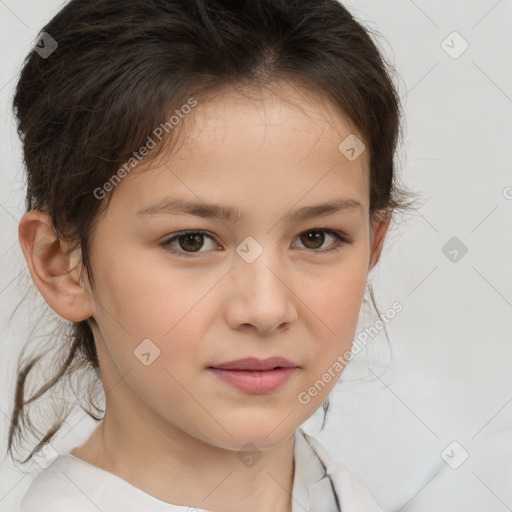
8,0,417,464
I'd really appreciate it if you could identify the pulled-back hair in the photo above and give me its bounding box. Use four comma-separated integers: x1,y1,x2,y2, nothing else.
8,0,417,464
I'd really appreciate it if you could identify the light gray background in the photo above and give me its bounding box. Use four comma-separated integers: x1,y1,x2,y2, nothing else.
1,1,511,511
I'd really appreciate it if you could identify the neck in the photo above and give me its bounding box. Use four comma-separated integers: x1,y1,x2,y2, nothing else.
71,389,296,512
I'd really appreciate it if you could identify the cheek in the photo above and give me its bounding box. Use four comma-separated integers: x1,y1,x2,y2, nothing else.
95,240,204,329
322,277,366,340
298,254,369,385
303,255,368,336
90,256,208,418
90,246,213,372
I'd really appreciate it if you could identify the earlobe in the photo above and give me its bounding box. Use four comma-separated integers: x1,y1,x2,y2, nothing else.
18,210,95,322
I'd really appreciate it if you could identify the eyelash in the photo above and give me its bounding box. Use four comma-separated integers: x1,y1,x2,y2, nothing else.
160,228,350,258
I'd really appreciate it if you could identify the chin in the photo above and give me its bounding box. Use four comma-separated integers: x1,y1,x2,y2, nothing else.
194,417,299,452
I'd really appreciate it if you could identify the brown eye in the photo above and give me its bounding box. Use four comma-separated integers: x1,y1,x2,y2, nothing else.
177,233,205,252
161,228,349,258
161,230,217,256
295,229,348,252
300,230,326,249
292,228,351,254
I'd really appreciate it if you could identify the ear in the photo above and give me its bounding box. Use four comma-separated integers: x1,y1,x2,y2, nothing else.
18,210,95,322
368,215,390,270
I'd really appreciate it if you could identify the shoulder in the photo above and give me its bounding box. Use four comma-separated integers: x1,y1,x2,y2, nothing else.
20,454,100,512
299,429,384,512
19,452,189,512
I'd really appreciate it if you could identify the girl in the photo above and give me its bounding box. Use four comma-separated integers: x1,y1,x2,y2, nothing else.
8,0,416,510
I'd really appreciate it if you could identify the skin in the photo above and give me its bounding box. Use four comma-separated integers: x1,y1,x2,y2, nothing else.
18,81,389,512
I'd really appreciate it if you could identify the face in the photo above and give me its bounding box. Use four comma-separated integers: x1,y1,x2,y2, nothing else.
84,82,383,450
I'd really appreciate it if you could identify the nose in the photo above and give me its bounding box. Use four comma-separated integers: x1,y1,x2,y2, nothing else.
224,247,298,336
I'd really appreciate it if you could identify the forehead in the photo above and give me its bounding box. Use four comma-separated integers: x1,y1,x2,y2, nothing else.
184,81,362,151
111,81,370,216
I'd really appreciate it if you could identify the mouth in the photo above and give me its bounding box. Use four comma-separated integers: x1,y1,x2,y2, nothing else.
209,356,299,371
207,357,299,393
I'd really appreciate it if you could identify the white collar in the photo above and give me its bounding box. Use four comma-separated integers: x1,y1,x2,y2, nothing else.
298,428,383,512
21,428,382,512
292,427,340,511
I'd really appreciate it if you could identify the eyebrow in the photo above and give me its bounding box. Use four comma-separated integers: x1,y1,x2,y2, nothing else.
136,197,363,223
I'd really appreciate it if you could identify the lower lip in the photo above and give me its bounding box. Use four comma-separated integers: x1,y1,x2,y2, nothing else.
207,367,298,393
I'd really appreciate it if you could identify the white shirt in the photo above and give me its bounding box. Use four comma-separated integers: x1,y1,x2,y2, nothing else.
20,428,382,512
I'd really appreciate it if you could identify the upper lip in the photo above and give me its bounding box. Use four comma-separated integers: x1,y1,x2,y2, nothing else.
209,357,299,371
